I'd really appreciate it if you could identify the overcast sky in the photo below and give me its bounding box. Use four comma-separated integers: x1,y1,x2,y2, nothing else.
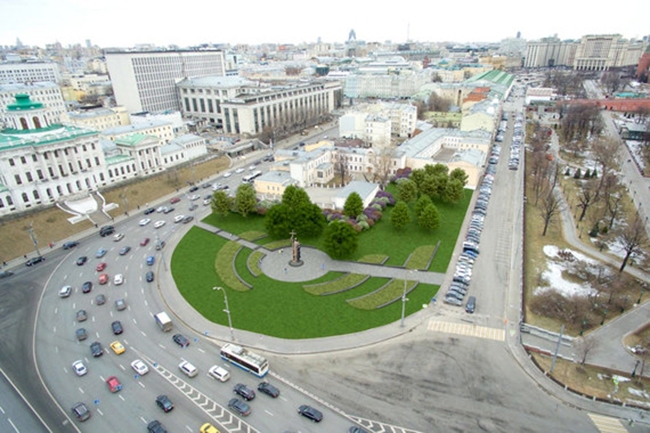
2,0,649,49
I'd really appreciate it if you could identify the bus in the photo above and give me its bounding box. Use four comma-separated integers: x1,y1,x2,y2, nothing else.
220,343,269,377
242,170,262,183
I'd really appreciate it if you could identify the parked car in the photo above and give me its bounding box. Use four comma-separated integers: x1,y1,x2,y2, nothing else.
63,241,79,250
25,256,45,266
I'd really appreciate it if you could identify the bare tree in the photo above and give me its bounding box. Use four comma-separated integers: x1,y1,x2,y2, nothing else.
601,71,624,95
335,154,349,186
573,335,598,365
591,137,620,200
530,151,552,205
367,147,396,189
539,191,565,236
576,179,599,222
600,173,624,229
618,214,650,272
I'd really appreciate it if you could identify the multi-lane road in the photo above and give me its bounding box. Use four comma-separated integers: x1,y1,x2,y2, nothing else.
0,116,645,432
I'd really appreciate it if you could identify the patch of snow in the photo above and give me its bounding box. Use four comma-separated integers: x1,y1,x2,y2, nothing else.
628,388,650,400
613,374,631,383
538,245,600,297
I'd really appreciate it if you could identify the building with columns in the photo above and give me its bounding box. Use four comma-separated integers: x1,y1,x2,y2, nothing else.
0,94,106,215
1,82,67,125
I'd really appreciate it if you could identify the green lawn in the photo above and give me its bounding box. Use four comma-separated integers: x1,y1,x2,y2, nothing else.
178,188,469,338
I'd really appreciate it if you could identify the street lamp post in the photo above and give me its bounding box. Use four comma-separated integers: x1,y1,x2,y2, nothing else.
213,286,234,341
401,270,416,328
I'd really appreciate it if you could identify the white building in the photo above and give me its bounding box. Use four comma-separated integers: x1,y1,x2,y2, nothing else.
0,61,61,84
60,106,130,131
101,120,175,145
0,82,67,125
105,49,226,113
339,101,416,146
0,94,106,215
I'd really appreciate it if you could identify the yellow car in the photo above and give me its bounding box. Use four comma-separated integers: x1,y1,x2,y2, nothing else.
110,341,125,355
199,423,220,433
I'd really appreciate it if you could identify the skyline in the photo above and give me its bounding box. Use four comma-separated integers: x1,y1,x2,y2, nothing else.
2,0,650,49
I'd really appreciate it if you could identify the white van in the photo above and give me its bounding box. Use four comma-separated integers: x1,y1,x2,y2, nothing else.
179,361,198,378
207,365,230,382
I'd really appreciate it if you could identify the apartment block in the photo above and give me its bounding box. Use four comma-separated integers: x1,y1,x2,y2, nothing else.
105,49,226,113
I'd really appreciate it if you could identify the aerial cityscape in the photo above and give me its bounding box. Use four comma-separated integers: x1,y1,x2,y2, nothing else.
1,4,650,433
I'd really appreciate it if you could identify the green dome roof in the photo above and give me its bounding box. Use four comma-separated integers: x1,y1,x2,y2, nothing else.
6,94,44,111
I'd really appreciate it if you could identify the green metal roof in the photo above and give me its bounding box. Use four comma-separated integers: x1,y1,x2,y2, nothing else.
465,70,515,88
6,94,44,111
114,133,155,146
0,124,98,151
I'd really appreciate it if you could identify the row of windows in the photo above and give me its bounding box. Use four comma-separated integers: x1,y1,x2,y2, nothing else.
0,178,92,208
13,156,101,185
7,143,97,166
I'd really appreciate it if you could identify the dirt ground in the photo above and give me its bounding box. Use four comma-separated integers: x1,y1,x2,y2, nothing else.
0,155,229,263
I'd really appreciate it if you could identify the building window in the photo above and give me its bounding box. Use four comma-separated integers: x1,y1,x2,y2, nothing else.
15,174,22,185
26,172,33,182
22,192,29,203
20,156,26,164
9,158,14,166
37,169,44,180
33,190,40,200
32,154,37,162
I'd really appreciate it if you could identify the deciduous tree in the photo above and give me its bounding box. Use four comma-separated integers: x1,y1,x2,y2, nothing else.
234,183,257,217
323,221,358,259
390,201,411,230
397,179,417,203
211,191,231,217
617,215,650,272
418,203,440,231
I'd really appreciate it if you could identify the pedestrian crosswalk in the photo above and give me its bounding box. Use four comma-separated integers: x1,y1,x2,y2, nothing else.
427,320,505,341
588,413,630,433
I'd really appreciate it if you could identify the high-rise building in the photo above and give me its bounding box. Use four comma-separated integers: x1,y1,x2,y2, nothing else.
0,61,61,84
105,49,226,113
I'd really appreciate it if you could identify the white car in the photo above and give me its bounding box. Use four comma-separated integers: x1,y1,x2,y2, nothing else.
131,359,149,376
139,218,151,226
72,360,87,376
114,274,124,285
248,165,256,171
173,215,185,223
59,285,72,298
113,233,124,242
223,172,232,178
203,198,211,206
156,206,165,213
190,194,201,201
154,220,166,229
235,168,245,174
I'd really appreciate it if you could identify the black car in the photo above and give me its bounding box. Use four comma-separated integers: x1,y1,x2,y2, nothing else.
202,182,212,189
189,186,199,193
25,256,45,266
0,270,14,279
146,271,155,282
257,382,280,398
233,383,256,401
228,398,251,416
144,207,156,215
155,395,174,412
147,420,167,433
76,328,88,341
111,320,123,335
76,256,88,266
71,402,91,421
63,241,79,250
172,333,190,348
99,226,115,237
90,341,103,357
81,281,93,293
298,404,323,422
349,427,370,433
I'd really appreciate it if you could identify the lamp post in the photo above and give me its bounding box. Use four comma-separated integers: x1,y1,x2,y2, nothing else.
213,286,234,341
401,270,416,328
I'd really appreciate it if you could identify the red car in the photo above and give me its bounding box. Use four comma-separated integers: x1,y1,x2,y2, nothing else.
106,376,122,393
96,262,107,272
99,273,109,285
170,197,181,204
140,237,150,246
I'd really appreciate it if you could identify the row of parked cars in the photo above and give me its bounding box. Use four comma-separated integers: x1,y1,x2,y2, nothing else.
509,112,524,170
443,154,499,313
